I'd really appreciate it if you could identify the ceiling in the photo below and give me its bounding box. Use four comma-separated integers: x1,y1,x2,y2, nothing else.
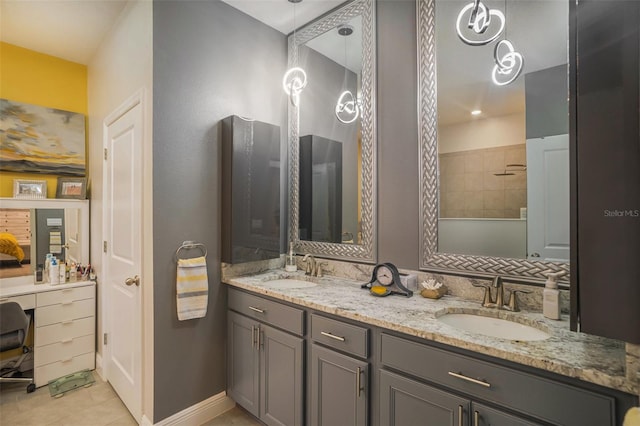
0,0,128,65
1,0,568,127
221,0,344,35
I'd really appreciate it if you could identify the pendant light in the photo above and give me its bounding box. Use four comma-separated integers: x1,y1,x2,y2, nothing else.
491,0,523,86
335,24,360,124
283,0,307,106
455,0,505,46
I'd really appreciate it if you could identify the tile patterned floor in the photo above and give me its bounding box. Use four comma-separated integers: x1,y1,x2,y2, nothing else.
0,372,261,426
0,372,136,426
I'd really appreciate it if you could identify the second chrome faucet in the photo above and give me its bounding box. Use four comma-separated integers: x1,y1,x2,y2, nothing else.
472,276,530,312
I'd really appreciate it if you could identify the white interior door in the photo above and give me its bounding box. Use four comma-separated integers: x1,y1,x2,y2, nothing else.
64,208,81,264
104,100,143,421
526,134,570,261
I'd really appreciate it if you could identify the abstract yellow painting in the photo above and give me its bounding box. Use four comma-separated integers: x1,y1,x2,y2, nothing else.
0,99,86,176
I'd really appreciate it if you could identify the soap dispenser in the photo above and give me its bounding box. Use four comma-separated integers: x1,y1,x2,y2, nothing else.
285,241,297,272
543,270,566,320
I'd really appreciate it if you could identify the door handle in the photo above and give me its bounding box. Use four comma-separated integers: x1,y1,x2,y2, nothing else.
125,275,140,286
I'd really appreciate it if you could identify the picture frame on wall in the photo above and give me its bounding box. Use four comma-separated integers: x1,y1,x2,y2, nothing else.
13,179,47,199
56,177,87,199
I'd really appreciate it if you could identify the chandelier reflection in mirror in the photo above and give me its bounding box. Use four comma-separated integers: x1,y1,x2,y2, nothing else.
455,0,524,86
455,0,505,45
335,24,361,124
283,0,307,106
492,39,524,86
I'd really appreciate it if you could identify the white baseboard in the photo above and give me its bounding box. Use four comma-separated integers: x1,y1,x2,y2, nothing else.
140,391,235,426
95,353,105,381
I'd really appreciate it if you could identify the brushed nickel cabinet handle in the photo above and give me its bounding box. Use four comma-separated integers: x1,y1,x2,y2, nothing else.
252,325,257,349
448,371,491,388
474,410,480,426
356,367,363,397
458,405,464,426
320,331,346,342
248,306,265,314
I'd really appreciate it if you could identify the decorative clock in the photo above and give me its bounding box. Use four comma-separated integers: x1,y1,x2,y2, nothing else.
361,262,413,297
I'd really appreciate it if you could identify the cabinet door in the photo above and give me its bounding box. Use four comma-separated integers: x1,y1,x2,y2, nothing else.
310,344,368,426
380,369,468,426
260,324,304,426
472,403,541,426
227,311,259,417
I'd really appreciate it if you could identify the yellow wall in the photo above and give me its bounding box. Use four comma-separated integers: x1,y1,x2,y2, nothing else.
0,42,88,198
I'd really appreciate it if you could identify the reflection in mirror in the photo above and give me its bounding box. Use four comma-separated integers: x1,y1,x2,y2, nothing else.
0,207,84,279
0,199,89,283
289,0,376,262
436,0,569,262
418,0,570,281
298,14,362,245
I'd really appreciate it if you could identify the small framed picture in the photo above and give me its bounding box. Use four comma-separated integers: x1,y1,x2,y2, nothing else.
56,177,87,199
13,179,47,199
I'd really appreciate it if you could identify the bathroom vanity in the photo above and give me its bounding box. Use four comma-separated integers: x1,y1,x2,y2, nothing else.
225,271,638,426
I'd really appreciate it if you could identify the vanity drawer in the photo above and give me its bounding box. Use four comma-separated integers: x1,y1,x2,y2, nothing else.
0,294,36,310
35,317,95,347
37,285,95,307
35,298,95,327
35,352,94,387
380,333,615,426
228,288,304,336
311,314,368,358
35,334,94,367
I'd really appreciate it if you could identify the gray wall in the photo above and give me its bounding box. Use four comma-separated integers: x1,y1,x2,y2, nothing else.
153,1,287,420
525,64,569,138
377,0,419,268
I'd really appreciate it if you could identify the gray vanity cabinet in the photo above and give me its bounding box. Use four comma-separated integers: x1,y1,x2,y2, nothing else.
380,369,468,426
379,333,616,426
227,311,260,417
380,370,537,426
227,289,304,426
309,314,369,426
310,344,368,426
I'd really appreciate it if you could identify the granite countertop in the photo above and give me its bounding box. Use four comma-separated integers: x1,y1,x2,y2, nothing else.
224,269,637,395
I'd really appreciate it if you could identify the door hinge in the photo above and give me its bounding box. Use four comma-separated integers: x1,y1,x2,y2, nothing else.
104,148,108,160
103,241,107,253
103,333,108,345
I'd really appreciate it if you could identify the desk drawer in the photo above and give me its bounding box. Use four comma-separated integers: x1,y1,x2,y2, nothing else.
0,294,36,310
35,299,94,327
380,333,615,426
35,352,94,387
228,288,304,335
311,314,368,358
35,317,95,347
35,334,94,367
37,285,95,307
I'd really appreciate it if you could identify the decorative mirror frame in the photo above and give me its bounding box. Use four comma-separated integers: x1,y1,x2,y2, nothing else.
417,0,569,283
288,0,377,263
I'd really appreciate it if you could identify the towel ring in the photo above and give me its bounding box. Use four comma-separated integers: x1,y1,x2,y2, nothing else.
175,241,207,260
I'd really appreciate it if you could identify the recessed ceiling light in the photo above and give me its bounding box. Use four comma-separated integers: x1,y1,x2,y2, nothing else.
471,110,482,116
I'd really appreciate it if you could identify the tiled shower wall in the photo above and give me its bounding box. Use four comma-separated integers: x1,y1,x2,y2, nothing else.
439,144,527,218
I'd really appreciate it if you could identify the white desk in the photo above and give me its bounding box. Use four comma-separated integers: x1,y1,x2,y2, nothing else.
0,280,96,387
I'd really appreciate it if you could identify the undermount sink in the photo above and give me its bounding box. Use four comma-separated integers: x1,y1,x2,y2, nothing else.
261,278,318,290
437,313,551,341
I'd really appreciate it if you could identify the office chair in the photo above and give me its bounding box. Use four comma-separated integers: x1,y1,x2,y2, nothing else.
0,301,35,393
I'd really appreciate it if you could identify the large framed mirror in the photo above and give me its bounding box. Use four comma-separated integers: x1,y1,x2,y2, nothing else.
418,0,570,282
288,0,376,262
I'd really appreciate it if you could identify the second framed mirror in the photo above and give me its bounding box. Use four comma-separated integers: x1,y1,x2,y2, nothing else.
287,0,377,262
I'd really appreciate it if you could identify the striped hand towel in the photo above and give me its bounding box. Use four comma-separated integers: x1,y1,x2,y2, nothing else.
176,256,209,320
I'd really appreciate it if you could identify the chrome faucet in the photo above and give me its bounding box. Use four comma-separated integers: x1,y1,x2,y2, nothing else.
302,254,317,276
472,276,531,311
492,276,504,308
